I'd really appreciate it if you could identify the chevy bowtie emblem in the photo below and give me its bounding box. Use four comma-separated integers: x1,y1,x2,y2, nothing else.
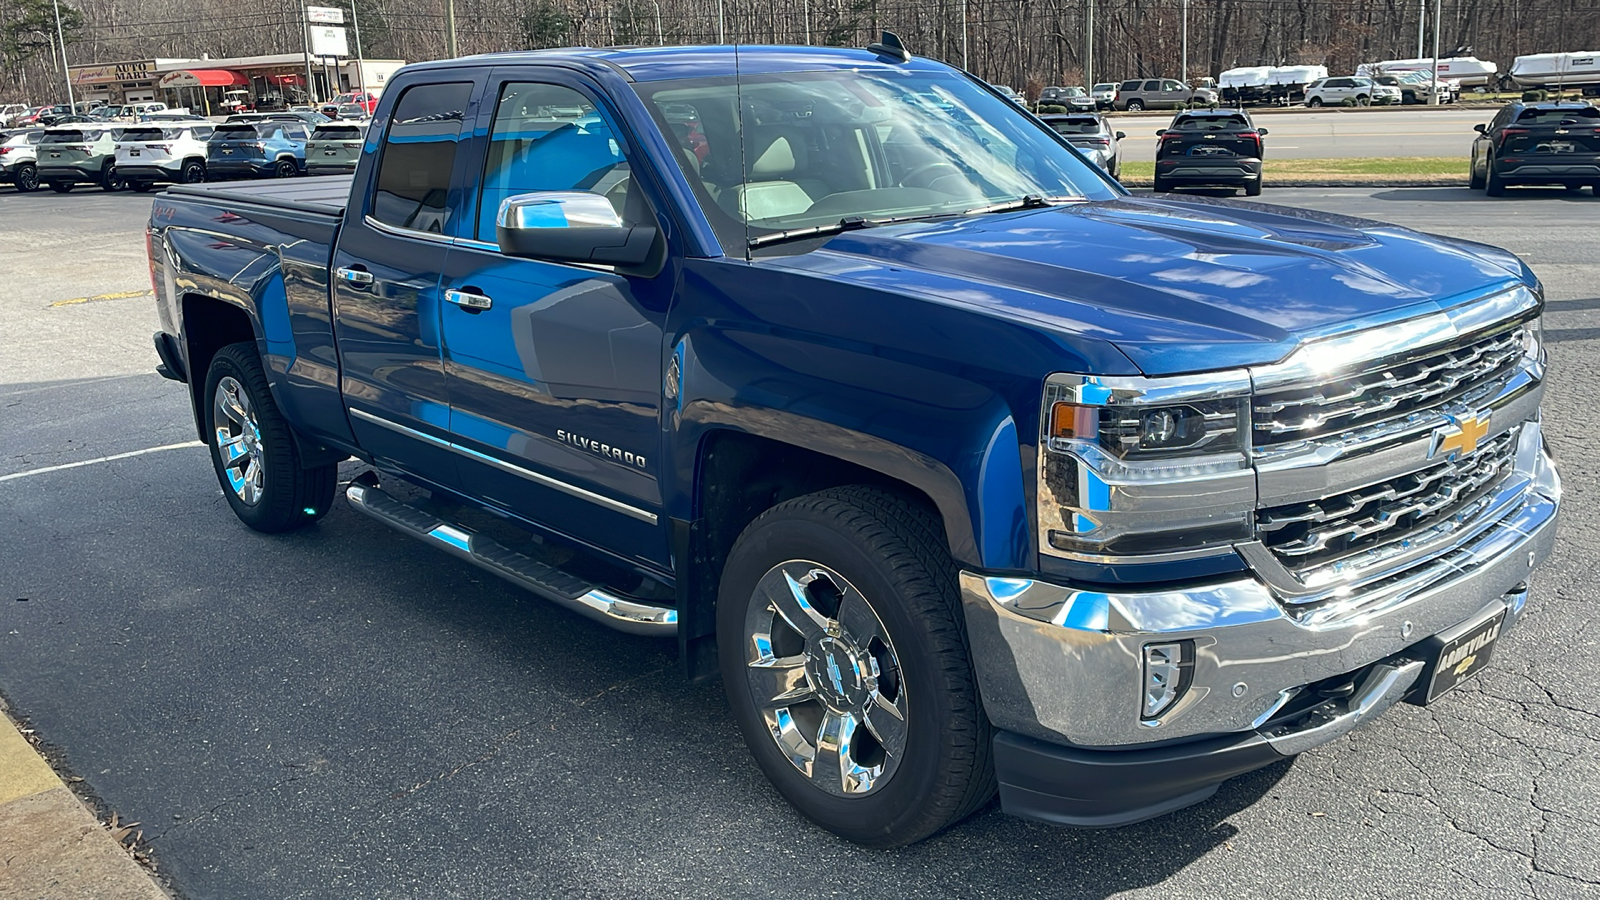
1430,413,1490,459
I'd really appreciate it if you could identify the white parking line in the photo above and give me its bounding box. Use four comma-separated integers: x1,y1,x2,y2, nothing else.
0,441,204,483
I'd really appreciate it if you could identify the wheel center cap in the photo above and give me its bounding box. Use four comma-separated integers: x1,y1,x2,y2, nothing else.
806,636,871,712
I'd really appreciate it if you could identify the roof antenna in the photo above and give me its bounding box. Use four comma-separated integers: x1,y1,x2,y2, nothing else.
867,31,911,63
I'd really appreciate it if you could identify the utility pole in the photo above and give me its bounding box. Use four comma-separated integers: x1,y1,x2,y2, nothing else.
649,0,662,44
961,0,968,70
1429,0,1441,104
444,0,459,58
1084,0,1094,89
717,0,725,43
51,0,74,109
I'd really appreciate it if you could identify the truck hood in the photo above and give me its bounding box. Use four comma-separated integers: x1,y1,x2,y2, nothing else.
777,196,1530,375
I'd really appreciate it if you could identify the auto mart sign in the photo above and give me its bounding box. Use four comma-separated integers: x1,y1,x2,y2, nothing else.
71,60,156,84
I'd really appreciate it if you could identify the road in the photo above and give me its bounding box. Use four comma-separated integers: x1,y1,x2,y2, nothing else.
2,185,1598,900
1106,107,1492,161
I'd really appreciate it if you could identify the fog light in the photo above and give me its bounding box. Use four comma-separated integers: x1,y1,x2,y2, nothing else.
1142,641,1194,719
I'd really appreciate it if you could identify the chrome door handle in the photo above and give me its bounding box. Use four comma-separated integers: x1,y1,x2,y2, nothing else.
444,289,492,311
336,267,374,286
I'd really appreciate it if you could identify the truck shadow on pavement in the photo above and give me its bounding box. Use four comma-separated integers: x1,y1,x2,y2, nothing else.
1371,186,1597,202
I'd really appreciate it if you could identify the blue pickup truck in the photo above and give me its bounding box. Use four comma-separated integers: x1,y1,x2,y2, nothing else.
146,41,1561,847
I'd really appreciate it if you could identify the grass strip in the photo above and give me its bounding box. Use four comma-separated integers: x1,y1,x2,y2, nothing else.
1119,156,1466,184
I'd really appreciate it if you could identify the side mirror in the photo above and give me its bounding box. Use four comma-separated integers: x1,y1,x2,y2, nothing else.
1115,131,1126,139
1155,128,1166,136
496,191,659,271
1473,123,1487,133
1258,127,1270,136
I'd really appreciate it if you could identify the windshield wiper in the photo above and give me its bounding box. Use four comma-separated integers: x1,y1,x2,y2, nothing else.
747,216,877,250
960,194,1084,216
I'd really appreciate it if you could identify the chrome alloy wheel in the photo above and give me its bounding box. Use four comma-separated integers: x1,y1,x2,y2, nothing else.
212,375,265,505
743,561,909,796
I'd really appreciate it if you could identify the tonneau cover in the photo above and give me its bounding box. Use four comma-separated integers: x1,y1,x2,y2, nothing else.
165,175,353,217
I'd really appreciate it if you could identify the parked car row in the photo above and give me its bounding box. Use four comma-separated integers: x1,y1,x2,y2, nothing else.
0,117,366,193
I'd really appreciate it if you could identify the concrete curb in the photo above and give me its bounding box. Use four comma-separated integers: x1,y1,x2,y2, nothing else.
0,708,168,899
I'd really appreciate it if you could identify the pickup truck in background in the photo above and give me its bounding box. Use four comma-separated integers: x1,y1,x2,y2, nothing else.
145,40,1561,847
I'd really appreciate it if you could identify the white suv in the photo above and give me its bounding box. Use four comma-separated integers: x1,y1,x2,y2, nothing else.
115,123,215,190
0,129,43,191
1304,76,1402,107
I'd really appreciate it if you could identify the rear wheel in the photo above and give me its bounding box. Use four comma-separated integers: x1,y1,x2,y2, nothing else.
181,160,206,184
717,487,994,848
1126,99,1144,112
1485,157,1507,196
1153,175,1173,193
1244,176,1263,197
100,166,126,192
1307,96,1323,108
1469,156,1486,190
273,159,298,178
204,343,337,533
13,163,38,192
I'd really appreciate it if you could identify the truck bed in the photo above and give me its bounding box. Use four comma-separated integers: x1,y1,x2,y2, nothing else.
164,175,353,218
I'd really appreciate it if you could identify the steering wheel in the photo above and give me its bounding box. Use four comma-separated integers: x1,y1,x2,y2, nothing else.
902,161,963,189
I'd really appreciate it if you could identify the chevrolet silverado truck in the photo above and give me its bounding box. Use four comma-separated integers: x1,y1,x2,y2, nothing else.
146,40,1561,847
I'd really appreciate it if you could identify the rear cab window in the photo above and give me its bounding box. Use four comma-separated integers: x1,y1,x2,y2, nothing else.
369,81,473,235
1047,117,1103,136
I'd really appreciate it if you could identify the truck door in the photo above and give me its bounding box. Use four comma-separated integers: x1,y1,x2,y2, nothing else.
331,79,480,485
437,71,675,570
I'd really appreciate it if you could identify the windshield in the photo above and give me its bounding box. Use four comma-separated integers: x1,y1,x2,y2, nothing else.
1047,117,1104,136
1060,87,1087,97
311,124,362,140
121,127,177,141
635,68,1117,253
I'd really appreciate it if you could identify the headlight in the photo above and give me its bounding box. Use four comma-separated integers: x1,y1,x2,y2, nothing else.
1037,372,1256,564
1520,315,1544,367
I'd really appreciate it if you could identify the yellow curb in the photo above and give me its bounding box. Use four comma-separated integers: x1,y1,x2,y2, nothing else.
48,290,153,308
0,714,59,806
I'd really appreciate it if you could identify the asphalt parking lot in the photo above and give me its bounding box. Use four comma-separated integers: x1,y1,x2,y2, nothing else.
2,184,1598,900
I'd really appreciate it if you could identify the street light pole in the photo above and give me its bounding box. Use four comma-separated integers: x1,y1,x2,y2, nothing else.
717,0,725,43
51,0,74,108
1416,0,1424,59
961,0,969,70
1181,0,1188,83
1429,0,1441,104
350,0,367,101
649,0,662,44
1084,0,1093,88
444,0,459,58
301,1,317,104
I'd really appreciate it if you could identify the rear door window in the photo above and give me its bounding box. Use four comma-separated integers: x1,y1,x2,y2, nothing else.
369,81,473,235
1143,80,1161,91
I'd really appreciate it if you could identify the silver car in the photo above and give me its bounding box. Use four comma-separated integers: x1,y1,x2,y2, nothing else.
1116,78,1220,111
305,122,366,175
1040,113,1124,178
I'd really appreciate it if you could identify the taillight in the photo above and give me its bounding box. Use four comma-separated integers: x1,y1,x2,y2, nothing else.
1500,128,1528,143
1236,131,1259,140
342,142,361,148
0,147,10,155
150,143,171,151
145,227,161,297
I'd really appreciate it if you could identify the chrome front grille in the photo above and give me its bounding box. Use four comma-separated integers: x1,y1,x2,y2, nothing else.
1253,326,1525,446
1256,430,1518,573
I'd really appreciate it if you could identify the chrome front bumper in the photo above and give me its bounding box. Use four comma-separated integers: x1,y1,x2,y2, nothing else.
963,440,1560,751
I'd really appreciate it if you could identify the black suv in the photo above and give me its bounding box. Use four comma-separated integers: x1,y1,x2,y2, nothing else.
1153,109,1267,195
1470,101,1600,196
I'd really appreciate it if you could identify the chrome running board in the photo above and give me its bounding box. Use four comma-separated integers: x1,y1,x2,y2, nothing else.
344,473,677,637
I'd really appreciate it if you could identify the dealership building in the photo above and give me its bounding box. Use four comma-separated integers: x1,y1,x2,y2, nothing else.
68,54,404,112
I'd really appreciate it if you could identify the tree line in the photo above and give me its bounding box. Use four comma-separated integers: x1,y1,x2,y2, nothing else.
4,0,1599,103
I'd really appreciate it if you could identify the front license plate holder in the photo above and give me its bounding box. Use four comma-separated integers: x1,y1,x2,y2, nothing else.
1413,606,1508,704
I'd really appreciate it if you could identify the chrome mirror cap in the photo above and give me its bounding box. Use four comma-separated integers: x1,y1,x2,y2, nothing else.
497,191,624,230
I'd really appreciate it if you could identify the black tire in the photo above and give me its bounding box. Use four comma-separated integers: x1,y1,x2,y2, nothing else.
273,158,298,178
1402,91,1417,105
203,343,337,533
1153,175,1172,193
49,181,73,193
1244,177,1263,197
1485,157,1506,196
1126,99,1144,111
1469,157,1486,190
181,160,206,183
717,487,994,848
13,163,38,192
101,166,126,192
132,181,154,192
1307,96,1323,108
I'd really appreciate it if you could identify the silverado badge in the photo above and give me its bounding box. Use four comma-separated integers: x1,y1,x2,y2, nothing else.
1430,412,1490,459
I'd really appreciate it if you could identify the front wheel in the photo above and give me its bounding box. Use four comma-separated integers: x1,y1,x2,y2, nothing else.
13,164,38,192
101,167,126,192
717,487,994,848
1356,95,1371,106
204,343,337,532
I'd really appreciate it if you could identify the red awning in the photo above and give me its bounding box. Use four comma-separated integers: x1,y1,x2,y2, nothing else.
158,69,249,89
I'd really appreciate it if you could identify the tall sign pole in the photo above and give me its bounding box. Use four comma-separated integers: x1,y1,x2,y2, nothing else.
52,0,75,108
1084,0,1094,89
350,0,366,99
302,1,318,103
1181,0,1188,82
1416,0,1424,59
